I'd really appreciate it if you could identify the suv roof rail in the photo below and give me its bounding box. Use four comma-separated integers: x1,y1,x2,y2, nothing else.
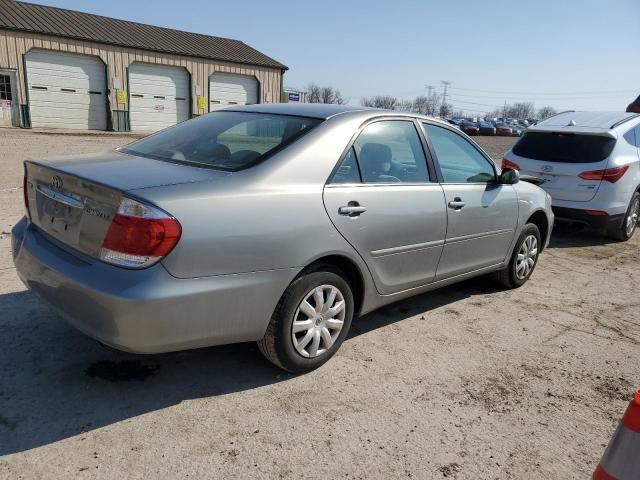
610,113,640,129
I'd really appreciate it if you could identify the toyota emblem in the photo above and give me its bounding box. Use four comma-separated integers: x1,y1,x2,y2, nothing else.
51,175,63,190
541,165,554,173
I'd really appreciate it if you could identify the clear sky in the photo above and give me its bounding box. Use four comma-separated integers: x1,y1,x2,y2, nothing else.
28,0,640,115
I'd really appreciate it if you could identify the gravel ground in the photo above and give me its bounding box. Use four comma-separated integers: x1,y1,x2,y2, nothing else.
0,128,638,479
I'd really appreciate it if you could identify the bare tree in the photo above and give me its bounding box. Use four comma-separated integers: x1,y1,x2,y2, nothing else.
361,95,398,110
306,83,346,104
395,100,414,112
439,102,452,118
306,84,322,104
507,102,535,120
413,95,441,116
537,106,557,120
485,108,503,120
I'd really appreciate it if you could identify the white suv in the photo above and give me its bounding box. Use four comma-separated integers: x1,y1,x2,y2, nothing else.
503,111,640,240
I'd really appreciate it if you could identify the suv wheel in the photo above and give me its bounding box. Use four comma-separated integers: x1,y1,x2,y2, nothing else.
608,192,639,241
258,266,354,373
495,223,541,289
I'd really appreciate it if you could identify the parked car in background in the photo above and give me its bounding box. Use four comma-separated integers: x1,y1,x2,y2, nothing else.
479,121,496,136
496,123,513,136
503,111,640,240
626,94,640,113
12,104,554,373
511,125,525,137
460,121,480,136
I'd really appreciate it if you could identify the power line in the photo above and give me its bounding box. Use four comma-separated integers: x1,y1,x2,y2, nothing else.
447,98,505,108
449,92,633,101
449,86,637,96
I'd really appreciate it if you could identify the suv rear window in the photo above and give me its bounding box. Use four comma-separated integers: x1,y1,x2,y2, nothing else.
513,132,616,163
121,111,321,171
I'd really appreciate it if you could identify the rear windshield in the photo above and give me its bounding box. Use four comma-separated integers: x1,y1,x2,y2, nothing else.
121,111,321,171
512,131,616,163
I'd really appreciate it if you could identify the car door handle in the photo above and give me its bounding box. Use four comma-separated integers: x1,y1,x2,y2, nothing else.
448,198,466,210
338,203,367,217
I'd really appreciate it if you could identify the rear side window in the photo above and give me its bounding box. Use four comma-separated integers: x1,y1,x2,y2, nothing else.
513,132,616,163
354,120,429,183
121,111,321,171
623,126,640,147
330,147,361,183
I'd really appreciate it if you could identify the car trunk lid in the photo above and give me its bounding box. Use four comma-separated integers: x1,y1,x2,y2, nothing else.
24,151,230,260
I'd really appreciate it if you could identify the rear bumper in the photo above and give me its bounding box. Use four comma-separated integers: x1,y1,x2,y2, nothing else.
552,206,624,229
11,217,296,353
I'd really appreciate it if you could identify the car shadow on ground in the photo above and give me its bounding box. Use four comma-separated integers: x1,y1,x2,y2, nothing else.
0,276,494,455
547,223,621,249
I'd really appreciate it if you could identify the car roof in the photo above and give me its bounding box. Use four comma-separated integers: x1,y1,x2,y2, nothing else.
529,111,640,133
220,103,459,129
224,103,381,119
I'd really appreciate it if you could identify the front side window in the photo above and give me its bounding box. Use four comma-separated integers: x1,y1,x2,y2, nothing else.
352,120,429,183
424,124,496,183
121,111,321,171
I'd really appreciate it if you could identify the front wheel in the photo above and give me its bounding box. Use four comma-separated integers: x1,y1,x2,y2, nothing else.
607,192,639,241
494,224,541,289
257,267,354,373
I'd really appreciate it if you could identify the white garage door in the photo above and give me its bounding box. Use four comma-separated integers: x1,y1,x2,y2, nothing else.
209,73,258,111
129,64,190,132
25,51,107,130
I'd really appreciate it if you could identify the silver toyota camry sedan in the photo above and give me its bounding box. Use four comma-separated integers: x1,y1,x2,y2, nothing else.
12,104,553,372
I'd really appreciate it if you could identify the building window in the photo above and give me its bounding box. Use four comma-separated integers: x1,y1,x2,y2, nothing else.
0,75,11,101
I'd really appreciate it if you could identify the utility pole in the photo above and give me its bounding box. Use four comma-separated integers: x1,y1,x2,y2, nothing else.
425,85,434,99
441,80,451,108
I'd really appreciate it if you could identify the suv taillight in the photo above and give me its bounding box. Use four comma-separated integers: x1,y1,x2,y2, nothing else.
100,197,181,268
579,165,629,183
502,158,521,170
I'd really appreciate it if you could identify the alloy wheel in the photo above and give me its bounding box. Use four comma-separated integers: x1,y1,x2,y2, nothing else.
625,198,639,237
515,234,538,280
291,285,346,358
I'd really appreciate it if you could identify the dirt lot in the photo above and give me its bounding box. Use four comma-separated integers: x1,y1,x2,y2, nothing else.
0,128,638,479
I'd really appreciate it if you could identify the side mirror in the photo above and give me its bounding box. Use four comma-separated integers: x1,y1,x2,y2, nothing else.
500,168,520,185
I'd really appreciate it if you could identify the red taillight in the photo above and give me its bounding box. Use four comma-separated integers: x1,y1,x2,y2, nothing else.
100,198,181,268
502,158,521,170
102,215,181,257
579,165,629,183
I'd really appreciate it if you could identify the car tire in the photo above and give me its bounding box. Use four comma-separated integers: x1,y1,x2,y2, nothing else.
257,266,354,373
607,192,640,241
494,224,541,289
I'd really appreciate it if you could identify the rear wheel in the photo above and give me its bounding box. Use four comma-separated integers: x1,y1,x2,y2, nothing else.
495,224,541,289
607,193,639,241
257,267,354,373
